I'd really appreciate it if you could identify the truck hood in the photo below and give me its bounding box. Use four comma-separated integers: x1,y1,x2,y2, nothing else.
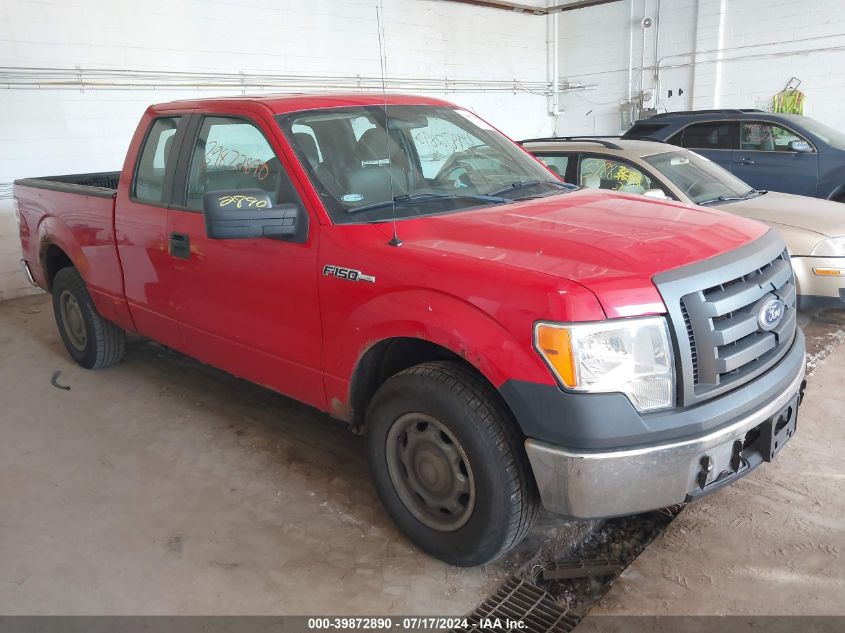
394,189,768,318
715,191,844,239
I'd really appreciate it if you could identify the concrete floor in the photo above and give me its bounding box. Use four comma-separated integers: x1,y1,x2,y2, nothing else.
0,294,590,615
582,310,845,619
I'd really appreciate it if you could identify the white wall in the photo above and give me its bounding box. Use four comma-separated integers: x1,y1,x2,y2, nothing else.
0,0,553,299
555,0,845,136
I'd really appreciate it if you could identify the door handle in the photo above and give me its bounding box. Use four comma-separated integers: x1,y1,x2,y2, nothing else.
736,157,755,165
169,232,191,259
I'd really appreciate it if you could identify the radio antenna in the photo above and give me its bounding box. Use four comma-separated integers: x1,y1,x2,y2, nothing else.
376,0,402,247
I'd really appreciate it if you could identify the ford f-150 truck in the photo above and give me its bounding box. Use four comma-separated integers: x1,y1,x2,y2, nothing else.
15,93,806,567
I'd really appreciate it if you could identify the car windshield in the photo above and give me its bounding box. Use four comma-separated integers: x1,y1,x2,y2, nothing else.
276,105,573,223
790,116,845,150
642,150,755,205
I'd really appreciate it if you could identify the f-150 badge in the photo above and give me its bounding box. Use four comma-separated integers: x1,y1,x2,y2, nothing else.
323,264,375,283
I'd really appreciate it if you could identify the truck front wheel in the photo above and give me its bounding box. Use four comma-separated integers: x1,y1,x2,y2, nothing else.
51,267,125,369
365,361,540,566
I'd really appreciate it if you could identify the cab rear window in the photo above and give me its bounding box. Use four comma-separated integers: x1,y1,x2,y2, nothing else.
133,117,181,203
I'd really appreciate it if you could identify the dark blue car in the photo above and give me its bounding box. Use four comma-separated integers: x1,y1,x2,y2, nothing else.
622,109,845,202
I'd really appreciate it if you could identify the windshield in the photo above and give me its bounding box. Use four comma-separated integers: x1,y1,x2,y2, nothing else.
642,150,754,205
790,116,845,150
276,105,572,223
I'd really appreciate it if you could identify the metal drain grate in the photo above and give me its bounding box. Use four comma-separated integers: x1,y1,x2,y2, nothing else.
455,577,580,633
541,558,624,581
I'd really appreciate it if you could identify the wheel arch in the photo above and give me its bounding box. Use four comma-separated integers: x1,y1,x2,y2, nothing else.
349,337,501,429
330,288,556,429
36,216,89,292
826,183,845,203
41,243,75,291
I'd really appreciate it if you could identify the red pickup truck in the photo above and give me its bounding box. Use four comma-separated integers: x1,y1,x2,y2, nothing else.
15,93,805,566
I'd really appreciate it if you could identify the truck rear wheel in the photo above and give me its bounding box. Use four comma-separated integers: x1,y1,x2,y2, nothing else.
52,267,125,369
365,361,540,566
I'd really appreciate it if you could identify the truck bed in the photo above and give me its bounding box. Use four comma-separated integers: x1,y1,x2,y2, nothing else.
14,171,120,198
14,170,126,326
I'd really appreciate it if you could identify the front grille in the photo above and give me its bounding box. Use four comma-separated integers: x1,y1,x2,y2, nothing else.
684,250,796,397
680,298,698,384
654,231,798,406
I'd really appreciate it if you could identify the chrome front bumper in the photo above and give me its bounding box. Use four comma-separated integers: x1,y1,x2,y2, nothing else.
524,358,805,519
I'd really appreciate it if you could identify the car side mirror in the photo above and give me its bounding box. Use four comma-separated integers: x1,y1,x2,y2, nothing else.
643,188,669,199
202,189,307,242
789,140,812,153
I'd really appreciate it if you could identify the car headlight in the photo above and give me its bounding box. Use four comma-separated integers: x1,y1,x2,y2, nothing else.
534,316,675,412
810,237,845,257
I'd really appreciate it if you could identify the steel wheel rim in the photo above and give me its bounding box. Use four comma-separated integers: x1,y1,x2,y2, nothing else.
59,290,87,351
385,412,476,532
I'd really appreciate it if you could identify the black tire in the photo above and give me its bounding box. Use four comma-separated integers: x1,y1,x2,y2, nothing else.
51,267,125,369
365,360,540,566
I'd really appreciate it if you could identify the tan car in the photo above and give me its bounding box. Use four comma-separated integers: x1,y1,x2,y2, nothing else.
522,137,845,311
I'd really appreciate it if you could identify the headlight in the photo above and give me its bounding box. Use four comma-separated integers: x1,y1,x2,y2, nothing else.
810,237,845,257
534,316,675,412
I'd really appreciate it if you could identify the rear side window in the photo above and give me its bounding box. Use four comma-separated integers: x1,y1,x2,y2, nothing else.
184,116,301,211
134,117,180,202
624,122,668,139
677,122,738,150
535,155,571,180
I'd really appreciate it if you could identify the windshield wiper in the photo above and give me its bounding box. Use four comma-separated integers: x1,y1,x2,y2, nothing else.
488,179,577,198
346,192,509,214
699,189,767,205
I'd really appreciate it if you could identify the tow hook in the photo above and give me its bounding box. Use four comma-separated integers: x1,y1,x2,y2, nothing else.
697,454,714,489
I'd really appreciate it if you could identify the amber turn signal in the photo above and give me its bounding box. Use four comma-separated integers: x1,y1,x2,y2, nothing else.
534,324,577,387
812,267,843,276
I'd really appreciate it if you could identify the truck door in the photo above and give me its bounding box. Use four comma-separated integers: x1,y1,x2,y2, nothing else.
163,111,325,410
731,121,819,195
115,112,192,349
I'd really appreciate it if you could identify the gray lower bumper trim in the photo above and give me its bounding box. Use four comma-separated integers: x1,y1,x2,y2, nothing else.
525,357,805,519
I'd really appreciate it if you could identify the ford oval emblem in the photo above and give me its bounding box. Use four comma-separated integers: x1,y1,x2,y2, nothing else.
758,297,785,331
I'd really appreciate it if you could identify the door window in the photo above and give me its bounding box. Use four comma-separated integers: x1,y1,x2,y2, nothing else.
134,117,181,203
579,156,664,196
678,122,739,150
185,116,301,211
740,122,812,152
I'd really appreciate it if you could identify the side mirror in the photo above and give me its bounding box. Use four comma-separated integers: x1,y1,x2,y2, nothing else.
643,188,669,199
202,189,307,241
789,140,812,153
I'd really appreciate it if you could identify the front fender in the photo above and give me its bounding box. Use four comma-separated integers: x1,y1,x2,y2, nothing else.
322,288,557,416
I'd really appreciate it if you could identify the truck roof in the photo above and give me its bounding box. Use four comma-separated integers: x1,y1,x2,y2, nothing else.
152,92,455,115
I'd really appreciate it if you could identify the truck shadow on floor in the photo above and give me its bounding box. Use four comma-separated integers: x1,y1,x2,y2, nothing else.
119,333,596,567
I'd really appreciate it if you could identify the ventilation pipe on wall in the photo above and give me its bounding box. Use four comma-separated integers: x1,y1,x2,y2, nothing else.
437,0,624,15
627,0,634,102
549,3,562,116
